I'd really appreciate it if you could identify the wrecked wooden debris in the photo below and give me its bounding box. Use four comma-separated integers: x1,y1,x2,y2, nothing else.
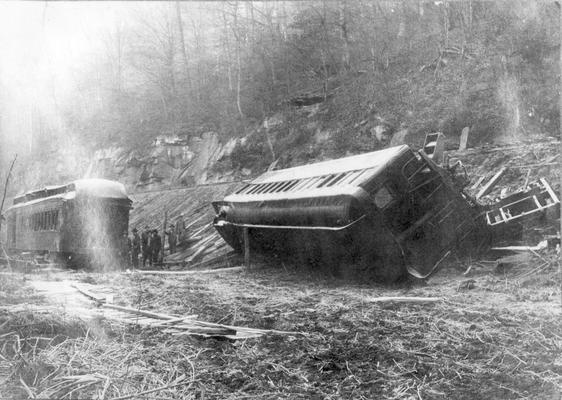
459,127,470,151
470,175,485,190
129,182,239,269
485,178,560,242
476,167,507,199
422,132,446,165
491,240,549,252
130,266,244,275
72,283,304,339
367,296,442,304
71,283,106,303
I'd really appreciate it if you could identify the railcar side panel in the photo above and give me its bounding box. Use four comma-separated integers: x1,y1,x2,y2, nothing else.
8,198,64,253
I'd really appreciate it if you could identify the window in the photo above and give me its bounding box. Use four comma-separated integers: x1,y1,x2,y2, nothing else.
338,170,361,185
326,173,347,187
254,183,269,194
29,210,59,231
303,177,323,189
246,184,261,194
277,180,297,192
284,180,299,192
374,186,394,209
235,184,251,194
292,178,311,192
348,168,374,185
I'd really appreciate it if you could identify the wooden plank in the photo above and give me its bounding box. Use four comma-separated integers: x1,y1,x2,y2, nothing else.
169,331,263,340
185,244,207,263
101,303,177,320
167,326,236,335
188,251,238,269
470,175,485,190
150,315,199,327
459,127,469,151
523,169,531,190
367,296,442,304
131,266,244,275
476,167,507,199
72,284,106,303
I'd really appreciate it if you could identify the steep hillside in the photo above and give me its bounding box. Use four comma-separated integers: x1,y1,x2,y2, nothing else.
1,1,558,197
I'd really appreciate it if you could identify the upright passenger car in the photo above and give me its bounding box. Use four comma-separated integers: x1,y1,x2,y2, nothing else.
213,145,490,281
4,179,132,268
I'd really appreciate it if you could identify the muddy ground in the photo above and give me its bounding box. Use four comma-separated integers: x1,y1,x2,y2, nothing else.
0,251,560,400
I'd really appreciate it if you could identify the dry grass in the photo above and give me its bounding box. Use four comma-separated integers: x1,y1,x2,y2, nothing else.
0,251,560,399
0,309,202,399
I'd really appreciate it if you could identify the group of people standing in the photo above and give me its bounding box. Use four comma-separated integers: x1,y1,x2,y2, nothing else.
128,215,184,268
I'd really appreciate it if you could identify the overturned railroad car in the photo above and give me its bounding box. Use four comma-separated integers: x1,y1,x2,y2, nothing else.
213,145,491,281
4,179,132,268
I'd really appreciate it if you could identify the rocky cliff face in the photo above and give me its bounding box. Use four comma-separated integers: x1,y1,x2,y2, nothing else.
85,132,246,191
10,132,243,196
10,93,557,198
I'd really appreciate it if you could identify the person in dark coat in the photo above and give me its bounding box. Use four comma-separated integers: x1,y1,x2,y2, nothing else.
151,230,162,265
165,223,177,255
131,228,141,268
141,225,151,267
121,234,131,268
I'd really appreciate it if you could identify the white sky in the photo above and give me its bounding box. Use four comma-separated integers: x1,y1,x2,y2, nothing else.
0,1,282,158
0,2,130,98
0,2,138,155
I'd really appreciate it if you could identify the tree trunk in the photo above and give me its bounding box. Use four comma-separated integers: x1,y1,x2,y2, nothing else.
175,1,191,91
339,1,351,71
222,8,233,92
233,2,244,118
114,22,123,96
443,1,449,48
236,42,244,118
191,19,202,102
0,155,17,234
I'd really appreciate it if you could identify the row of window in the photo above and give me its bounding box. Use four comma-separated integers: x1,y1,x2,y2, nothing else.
236,168,376,196
19,210,60,232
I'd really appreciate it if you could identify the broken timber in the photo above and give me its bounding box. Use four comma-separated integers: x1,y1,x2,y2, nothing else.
131,266,244,275
476,167,507,199
367,296,442,304
72,283,304,339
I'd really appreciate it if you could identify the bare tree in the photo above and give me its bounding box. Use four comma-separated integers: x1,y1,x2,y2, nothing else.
175,1,191,92
230,1,244,118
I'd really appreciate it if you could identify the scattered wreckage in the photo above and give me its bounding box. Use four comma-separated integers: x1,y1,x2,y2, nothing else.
213,135,559,282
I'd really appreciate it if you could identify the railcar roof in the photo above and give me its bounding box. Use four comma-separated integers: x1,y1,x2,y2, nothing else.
12,178,130,206
73,179,129,199
252,145,410,184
